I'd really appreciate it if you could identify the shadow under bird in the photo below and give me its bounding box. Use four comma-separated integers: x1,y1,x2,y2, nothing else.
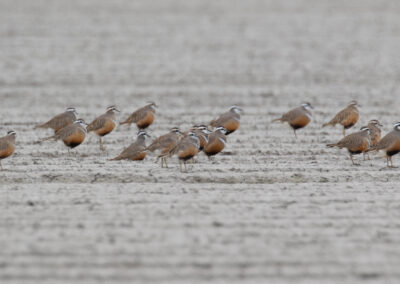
371,122,400,168
272,102,313,138
203,126,227,159
167,131,200,172
110,131,150,161
209,106,243,135
35,107,78,133
120,102,156,129
322,100,360,136
327,127,371,165
146,127,183,168
87,106,119,151
42,119,87,152
0,130,16,171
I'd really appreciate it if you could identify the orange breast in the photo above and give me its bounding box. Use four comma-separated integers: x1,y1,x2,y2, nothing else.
178,145,198,160
204,139,225,156
137,112,155,129
222,119,240,134
290,114,311,129
96,119,116,136
198,135,208,150
387,139,400,154
341,112,359,128
0,144,15,159
131,151,146,161
64,131,86,148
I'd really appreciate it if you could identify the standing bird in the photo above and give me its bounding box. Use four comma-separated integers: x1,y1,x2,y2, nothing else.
190,125,210,151
167,131,200,172
87,106,120,151
272,102,313,138
365,119,383,147
35,107,78,133
209,106,243,135
120,102,156,129
0,130,16,171
42,119,87,152
326,127,371,165
373,122,400,168
360,119,383,160
147,127,182,168
203,126,227,159
110,131,150,161
322,100,360,136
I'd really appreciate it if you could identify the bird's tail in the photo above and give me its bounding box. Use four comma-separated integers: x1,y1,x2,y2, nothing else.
40,135,56,142
34,123,46,129
326,143,338,148
109,155,123,161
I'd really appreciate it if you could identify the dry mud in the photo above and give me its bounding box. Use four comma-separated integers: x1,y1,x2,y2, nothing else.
1,0,400,283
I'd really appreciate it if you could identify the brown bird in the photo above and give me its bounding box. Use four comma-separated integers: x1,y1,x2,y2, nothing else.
210,106,243,135
203,126,227,159
0,130,16,171
365,119,383,147
322,100,360,136
147,127,182,168
35,107,78,132
167,131,200,172
42,119,87,152
327,127,371,165
110,131,150,161
192,125,211,151
87,106,120,151
373,122,400,168
120,102,156,129
272,103,313,138
360,119,383,160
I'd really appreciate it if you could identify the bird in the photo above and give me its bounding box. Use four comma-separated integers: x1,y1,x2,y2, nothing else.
120,102,156,129
35,107,78,133
326,127,371,165
42,119,87,152
146,127,183,168
110,131,150,161
167,131,200,172
322,100,360,136
365,119,383,147
372,122,400,168
0,130,16,171
86,106,120,151
360,119,383,160
192,125,210,151
272,102,313,138
203,126,227,159
209,106,243,135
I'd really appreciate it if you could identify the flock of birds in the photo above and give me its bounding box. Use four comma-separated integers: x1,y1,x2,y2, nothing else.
1,100,400,171
0,103,243,172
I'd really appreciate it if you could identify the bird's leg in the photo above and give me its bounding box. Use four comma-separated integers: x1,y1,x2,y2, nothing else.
179,160,182,172
99,137,105,151
343,128,346,137
293,129,297,139
0,160,2,171
160,157,164,168
164,157,168,168
349,154,355,165
387,157,390,167
184,161,187,172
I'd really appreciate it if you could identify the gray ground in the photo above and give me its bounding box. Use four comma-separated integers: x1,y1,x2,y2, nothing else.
1,0,400,283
